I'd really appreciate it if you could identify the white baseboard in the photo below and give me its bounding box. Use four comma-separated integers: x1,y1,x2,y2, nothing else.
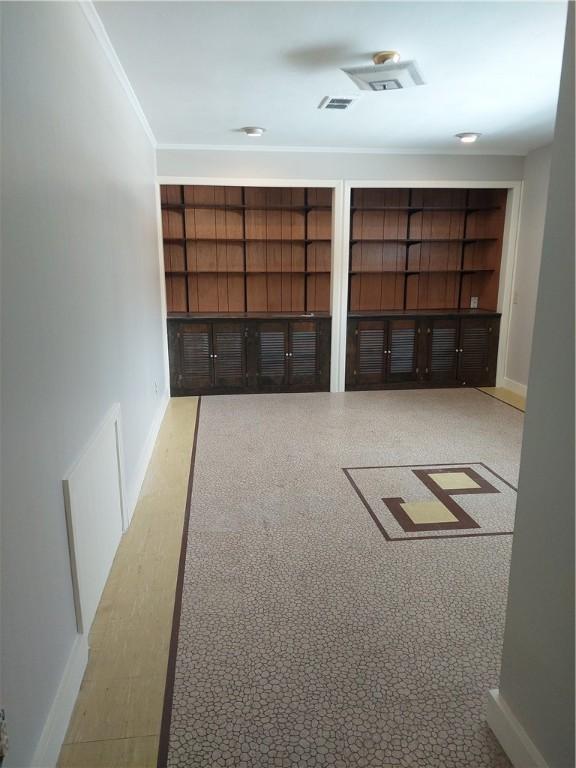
125,390,170,523
30,635,89,768
503,377,528,397
486,689,549,768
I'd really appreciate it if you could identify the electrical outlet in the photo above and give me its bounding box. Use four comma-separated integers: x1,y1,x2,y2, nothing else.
513,291,519,305
470,296,479,309
153,381,159,396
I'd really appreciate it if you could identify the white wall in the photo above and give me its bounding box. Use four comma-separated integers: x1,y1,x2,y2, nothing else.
0,3,166,765
491,5,574,767
505,145,552,391
157,147,524,182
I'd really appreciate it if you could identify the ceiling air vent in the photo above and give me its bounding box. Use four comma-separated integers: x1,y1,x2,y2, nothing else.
318,96,358,111
341,61,425,91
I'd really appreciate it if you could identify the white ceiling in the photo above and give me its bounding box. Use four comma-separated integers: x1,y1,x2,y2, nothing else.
96,1,568,154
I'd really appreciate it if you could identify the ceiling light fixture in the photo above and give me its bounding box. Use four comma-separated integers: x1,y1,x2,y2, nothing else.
372,51,401,65
342,50,424,92
455,132,481,143
242,126,266,137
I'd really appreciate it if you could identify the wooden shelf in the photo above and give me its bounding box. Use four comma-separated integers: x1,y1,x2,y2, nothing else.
166,270,331,276
348,308,500,318
349,186,507,313
351,206,501,213
164,238,331,245
162,203,331,212
161,184,333,314
350,238,498,245
349,268,496,275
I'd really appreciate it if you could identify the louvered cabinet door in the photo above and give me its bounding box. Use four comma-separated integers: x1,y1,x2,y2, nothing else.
256,321,289,387
288,321,319,387
168,322,182,393
178,323,213,392
352,320,388,386
212,322,247,389
425,318,459,384
386,319,419,383
457,317,496,386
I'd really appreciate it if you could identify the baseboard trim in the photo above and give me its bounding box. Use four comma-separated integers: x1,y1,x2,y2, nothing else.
125,391,170,524
486,689,549,768
30,635,89,768
503,377,528,397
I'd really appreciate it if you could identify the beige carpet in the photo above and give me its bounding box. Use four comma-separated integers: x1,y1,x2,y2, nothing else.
160,389,522,767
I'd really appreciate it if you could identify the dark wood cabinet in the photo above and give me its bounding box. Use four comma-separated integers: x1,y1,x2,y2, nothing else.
169,315,331,396
212,322,247,388
457,316,499,386
289,320,327,387
387,318,419,383
347,317,422,388
257,321,289,387
351,319,388,386
176,323,213,391
425,317,459,384
347,312,500,390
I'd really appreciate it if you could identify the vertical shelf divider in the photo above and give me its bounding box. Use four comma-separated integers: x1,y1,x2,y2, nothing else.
458,189,471,310
242,186,248,313
304,188,308,312
404,189,412,311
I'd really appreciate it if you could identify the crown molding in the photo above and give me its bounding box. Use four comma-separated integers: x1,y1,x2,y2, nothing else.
79,1,157,148
156,142,525,157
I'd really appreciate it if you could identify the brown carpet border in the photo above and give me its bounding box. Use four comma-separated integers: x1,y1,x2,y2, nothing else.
475,387,525,413
157,396,202,768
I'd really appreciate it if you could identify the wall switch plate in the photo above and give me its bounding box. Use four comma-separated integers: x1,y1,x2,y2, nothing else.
470,296,479,309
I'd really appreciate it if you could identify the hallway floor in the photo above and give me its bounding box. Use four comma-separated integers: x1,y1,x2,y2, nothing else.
163,389,521,767
59,389,523,767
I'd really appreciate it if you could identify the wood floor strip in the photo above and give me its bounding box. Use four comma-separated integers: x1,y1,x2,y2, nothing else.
157,396,202,768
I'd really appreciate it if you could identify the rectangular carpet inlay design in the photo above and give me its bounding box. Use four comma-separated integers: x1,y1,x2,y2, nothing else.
344,463,516,540
160,390,523,768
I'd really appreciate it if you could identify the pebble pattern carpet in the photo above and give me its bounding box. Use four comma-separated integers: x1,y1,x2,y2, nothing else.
162,389,522,768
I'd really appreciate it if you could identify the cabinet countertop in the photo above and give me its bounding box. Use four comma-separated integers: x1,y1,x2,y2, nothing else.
167,312,331,321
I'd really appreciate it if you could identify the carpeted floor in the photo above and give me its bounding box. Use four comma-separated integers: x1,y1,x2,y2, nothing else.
161,389,522,768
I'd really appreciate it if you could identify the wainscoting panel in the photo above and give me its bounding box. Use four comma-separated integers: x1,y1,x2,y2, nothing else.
63,404,125,634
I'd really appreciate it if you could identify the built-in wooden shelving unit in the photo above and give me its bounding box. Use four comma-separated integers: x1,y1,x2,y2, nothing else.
161,185,332,315
348,187,507,312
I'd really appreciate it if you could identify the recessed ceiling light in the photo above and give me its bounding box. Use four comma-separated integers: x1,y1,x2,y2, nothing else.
241,126,266,137
455,132,481,143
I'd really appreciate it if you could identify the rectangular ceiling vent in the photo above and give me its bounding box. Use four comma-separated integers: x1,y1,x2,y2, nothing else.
318,96,358,111
341,61,425,92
